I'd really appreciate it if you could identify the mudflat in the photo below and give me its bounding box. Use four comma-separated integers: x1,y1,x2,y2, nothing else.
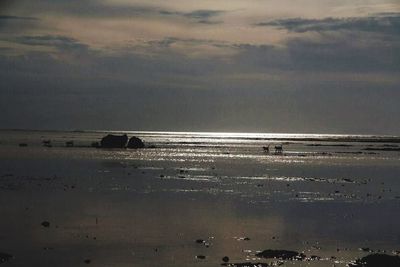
0,130,399,266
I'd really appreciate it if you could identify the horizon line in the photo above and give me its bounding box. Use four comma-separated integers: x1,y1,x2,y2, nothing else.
1,128,399,138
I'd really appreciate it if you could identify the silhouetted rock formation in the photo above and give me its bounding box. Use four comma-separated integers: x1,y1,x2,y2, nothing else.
100,134,128,148
127,136,145,149
349,254,400,267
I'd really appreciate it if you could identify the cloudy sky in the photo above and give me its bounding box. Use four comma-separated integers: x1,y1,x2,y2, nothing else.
0,0,399,134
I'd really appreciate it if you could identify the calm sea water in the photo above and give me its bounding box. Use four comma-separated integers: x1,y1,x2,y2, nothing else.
1,129,400,152
1,129,400,202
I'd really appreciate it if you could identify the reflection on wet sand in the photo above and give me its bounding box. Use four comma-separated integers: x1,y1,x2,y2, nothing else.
0,130,400,266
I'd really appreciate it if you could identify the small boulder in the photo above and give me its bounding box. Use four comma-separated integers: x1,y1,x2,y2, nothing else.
222,256,230,262
127,136,145,149
0,252,12,263
41,221,50,228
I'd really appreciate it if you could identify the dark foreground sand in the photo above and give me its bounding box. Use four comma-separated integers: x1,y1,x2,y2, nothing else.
0,138,400,266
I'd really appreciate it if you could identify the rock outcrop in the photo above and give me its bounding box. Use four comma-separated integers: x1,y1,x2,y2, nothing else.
349,254,400,267
100,134,128,148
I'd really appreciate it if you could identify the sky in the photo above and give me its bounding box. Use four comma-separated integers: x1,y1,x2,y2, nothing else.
0,0,399,134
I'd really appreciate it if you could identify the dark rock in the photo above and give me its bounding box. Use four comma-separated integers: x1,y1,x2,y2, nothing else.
19,143,28,147
84,259,91,264
0,252,12,263
222,256,230,262
127,136,145,149
41,221,50,228
221,263,268,267
100,134,128,148
348,254,400,267
256,249,305,260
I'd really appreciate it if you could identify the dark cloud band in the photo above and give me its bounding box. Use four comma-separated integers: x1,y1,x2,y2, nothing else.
255,13,400,34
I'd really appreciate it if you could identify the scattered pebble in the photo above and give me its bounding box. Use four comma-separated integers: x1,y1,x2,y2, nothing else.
221,263,268,267
256,249,306,260
41,221,50,228
222,256,230,262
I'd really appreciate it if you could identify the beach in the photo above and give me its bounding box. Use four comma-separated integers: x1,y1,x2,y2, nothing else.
0,130,399,266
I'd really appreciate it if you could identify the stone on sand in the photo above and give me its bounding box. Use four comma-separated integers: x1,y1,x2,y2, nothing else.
0,253,12,263
41,221,50,228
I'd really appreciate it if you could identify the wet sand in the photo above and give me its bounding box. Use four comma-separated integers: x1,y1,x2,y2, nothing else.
0,131,400,266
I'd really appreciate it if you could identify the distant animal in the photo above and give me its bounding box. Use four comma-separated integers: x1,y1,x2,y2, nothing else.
274,144,283,153
262,145,270,153
42,140,52,147
91,142,100,148
19,143,28,147
65,141,74,147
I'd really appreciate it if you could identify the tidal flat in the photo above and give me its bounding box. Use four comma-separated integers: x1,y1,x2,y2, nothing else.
0,130,399,266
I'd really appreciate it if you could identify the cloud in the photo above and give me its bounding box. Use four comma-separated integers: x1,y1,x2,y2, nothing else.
183,10,223,19
284,34,400,72
160,9,224,24
0,14,40,32
231,31,400,73
255,13,400,34
3,0,225,24
0,15,38,21
14,35,88,50
146,36,229,48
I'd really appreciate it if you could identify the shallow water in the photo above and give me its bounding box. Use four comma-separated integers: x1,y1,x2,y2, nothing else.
0,130,399,266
